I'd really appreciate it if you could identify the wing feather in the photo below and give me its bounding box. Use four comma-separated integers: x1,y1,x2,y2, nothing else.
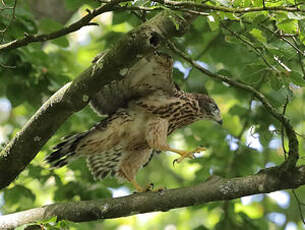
90,52,176,115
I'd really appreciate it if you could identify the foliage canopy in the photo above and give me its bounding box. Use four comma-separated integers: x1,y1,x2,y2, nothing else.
0,0,305,229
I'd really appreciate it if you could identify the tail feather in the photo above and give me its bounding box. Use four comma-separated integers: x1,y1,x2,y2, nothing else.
46,132,88,168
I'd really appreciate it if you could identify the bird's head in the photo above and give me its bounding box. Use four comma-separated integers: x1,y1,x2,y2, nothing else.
195,94,223,125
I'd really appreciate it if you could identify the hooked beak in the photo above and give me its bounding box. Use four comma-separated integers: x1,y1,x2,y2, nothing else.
217,119,223,125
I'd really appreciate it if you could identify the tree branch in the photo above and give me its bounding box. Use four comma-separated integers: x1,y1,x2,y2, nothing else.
220,22,279,73
153,0,305,13
167,42,299,170
0,11,196,189
0,0,127,52
1,165,305,229
2,0,303,53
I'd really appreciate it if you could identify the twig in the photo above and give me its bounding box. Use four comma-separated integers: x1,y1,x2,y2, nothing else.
0,0,13,10
0,0,17,42
281,97,289,160
0,62,15,69
96,0,111,3
176,8,209,16
0,5,13,11
292,190,305,225
221,23,279,72
260,24,304,56
118,5,166,12
292,37,305,79
125,5,210,16
273,56,291,72
167,41,299,169
227,19,304,76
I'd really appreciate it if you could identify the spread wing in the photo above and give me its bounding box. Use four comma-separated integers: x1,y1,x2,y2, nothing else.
90,52,177,115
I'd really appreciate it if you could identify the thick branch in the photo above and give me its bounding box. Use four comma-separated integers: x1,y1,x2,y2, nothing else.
1,165,305,229
0,11,196,189
168,42,299,169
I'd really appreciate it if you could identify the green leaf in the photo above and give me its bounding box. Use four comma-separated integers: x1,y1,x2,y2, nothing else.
39,19,64,33
267,88,293,107
241,63,266,84
111,22,133,33
4,185,36,207
299,20,305,45
250,28,267,43
217,69,233,77
6,83,26,107
52,37,69,48
207,14,219,31
277,19,298,34
40,216,57,224
242,11,268,23
289,71,305,86
28,165,43,178
229,105,249,116
64,0,97,10
287,12,305,20
269,74,284,90
39,19,69,47
112,12,139,27
214,0,231,7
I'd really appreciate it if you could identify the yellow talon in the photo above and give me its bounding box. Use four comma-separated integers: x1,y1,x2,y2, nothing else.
173,146,206,166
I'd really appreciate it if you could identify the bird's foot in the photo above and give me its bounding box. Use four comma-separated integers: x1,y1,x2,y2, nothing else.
134,183,166,193
129,177,163,193
173,146,206,166
143,183,154,192
133,183,154,193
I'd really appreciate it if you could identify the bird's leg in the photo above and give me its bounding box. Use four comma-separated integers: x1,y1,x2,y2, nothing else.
162,146,206,165
130,179,156,192
129,178,147,192
119,169,153,192
145,118,206,165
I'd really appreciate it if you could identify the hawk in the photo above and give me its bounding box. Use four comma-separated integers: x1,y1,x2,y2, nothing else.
46,52,222,192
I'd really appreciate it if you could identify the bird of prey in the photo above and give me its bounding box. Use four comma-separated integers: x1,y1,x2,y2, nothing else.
46,52,222,192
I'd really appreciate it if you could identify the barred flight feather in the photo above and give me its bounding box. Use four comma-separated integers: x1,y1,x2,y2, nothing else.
87,148,122,180
45,132,88,168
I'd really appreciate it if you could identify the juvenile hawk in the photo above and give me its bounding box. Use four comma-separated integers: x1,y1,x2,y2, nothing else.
46,52,222,192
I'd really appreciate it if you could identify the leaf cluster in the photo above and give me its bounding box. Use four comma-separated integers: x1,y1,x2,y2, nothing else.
0,0,305,229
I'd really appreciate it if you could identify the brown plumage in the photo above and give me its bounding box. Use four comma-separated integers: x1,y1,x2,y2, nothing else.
46,52,222,192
